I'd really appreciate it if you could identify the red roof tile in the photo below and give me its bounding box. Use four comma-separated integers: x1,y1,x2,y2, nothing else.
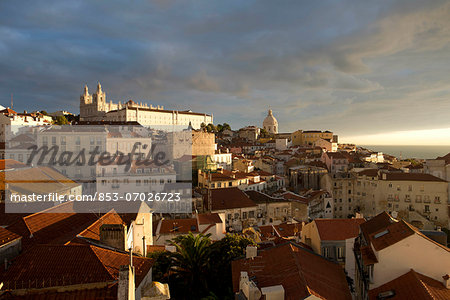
0,226,21,247
6,203,99,251
208,187,257,211
384,173,447,183
158,218,199,234
369,269,450,300
314,218,365,241
197,213,222,225
0,244,153,289
258,223,301,240
232,243,351,300
0,283,118,299
77,209,124,241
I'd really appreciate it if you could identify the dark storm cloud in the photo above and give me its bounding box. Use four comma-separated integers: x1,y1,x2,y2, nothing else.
0,0,449,139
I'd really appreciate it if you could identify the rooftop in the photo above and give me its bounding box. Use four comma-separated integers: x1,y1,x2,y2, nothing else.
368,269,450,300
314,218,365,241
0,244,153,289
208,187,257,211
232,243,351,300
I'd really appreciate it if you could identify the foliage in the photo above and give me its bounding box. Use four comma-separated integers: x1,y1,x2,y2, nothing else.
40,110,48,115
260,128,269,138
148,233,255,299
205,123,216,133
54,115,69,125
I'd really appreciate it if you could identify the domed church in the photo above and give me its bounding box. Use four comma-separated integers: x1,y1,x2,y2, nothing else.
263,109,278,134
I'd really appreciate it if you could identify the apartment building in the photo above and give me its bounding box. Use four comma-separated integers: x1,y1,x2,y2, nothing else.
354,170,448,228
354,212,450,300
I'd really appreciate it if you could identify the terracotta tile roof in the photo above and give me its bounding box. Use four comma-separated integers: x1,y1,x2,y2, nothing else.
197,213,222,225
258,223,301,240
314,218,365,241
0,283,118,299
2,166,80,193
357,169,379,177
0,226,21,247
6,203,99,250
208,187,257,211
158,218,199,234
245,191,287,204
232,243,351,299
361,212,450,253
0,159,27,170
359,212,394,242
368,220,415,251
384,173,447,183
325,152,348,160
0,108,17,115
368,269,450,300
281,191,309,203
77,209,124,241
0,244,153,289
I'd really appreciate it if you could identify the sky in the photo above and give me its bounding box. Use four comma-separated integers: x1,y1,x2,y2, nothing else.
0,0,449,145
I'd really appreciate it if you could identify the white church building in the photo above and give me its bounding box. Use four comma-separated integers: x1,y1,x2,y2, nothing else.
79,83,213,129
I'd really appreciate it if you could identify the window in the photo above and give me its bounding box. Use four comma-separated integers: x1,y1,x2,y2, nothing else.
415,195,422,203
243,212,247,219
337,247,345,259
322,247,329,258
434,196,441,204
408,185,412,191
136,180,141,186
217,182,222,188
389,183,393,188
424,205,430,213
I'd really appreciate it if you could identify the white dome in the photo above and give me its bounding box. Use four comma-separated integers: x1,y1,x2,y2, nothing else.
263,109,278,134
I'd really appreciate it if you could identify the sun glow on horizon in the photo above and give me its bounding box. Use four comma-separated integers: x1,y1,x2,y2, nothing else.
341,127,450,146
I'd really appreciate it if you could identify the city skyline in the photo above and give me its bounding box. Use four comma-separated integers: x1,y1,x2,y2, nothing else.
1,0,450,145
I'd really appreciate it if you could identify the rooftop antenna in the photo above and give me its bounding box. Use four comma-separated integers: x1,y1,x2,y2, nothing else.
11,93,13,109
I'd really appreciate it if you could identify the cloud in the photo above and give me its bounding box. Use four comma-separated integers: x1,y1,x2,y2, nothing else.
0,0,449,144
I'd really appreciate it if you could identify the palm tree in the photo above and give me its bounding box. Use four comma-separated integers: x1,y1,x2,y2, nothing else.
169,233,212,299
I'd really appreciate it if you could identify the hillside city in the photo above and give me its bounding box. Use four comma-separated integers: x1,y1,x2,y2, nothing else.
0,83,449,300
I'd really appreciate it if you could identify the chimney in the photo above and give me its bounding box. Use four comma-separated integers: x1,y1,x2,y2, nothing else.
246,245,257,259
100,224,127,250
443,274,450,289
239,271,262,300
118,265,135,300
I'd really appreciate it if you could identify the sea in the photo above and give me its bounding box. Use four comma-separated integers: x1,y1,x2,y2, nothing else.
360,145,450,160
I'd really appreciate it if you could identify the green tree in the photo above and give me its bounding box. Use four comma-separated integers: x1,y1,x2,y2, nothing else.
169,233,212,299
208,234,255,298
206,123,216,133
54,115,69,125
216,124,223,132
148,233,255,299
40,110,48,115
221,123,231,131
